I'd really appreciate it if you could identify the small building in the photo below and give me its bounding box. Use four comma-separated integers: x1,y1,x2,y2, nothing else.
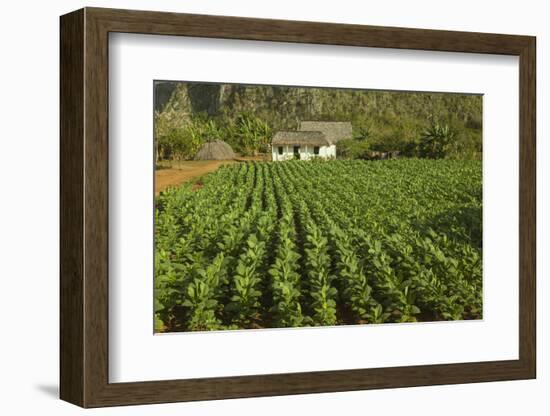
194,139,236,160
271,121,353,161
272,131,335,161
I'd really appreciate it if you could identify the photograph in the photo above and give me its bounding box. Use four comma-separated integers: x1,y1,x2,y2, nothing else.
153,80,483,333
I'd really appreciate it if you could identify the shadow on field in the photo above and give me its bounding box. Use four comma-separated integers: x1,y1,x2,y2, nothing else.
421,204,482,249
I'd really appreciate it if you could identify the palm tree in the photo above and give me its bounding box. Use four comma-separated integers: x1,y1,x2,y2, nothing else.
418,122,455,159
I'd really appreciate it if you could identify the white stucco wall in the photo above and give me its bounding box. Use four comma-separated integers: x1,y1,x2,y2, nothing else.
272,144,336,161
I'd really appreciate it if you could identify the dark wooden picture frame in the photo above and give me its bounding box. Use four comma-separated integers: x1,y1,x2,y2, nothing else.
60,7,536,408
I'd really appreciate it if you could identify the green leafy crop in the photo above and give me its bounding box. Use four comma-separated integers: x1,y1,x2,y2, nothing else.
154,159,482,332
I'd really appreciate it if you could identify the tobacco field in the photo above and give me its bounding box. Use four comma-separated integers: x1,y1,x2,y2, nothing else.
155,159,482,332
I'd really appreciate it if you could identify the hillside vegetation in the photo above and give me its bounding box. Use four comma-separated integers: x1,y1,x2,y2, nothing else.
154,82,482,161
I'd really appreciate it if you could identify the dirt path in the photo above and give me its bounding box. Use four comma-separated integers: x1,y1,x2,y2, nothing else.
155,160,237,195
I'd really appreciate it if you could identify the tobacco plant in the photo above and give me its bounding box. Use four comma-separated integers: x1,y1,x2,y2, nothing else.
154,159,483,330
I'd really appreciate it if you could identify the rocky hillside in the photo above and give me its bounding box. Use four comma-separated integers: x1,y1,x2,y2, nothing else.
154,81,482,160
155,81,482,132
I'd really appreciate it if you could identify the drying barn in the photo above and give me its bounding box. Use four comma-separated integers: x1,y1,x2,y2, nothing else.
271,121,352,161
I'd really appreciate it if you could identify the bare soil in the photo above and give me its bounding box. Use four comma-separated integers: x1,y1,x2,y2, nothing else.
155,155,271,195
155,160,237,195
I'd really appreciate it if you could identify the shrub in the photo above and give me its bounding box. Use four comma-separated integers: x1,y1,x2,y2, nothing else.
336,139,371,159
418,122,455,159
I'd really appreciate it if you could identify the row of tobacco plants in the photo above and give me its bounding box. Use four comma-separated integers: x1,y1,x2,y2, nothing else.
154,159,482,332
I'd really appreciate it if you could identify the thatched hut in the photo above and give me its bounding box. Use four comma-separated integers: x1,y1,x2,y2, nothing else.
194,140,236,160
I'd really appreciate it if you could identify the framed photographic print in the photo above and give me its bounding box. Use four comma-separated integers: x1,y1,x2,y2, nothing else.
60,7,536,408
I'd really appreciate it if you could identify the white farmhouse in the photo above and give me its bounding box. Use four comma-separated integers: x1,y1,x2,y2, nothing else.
271,131,335,161
271,121,352,161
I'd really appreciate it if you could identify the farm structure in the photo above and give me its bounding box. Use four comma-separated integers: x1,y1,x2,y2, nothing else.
272,131,335,161
272,121,352,161
194,140,236,160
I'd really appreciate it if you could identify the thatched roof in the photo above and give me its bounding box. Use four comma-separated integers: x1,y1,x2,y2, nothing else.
194,140,236,160
272,131,331,146
298,121,352,144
